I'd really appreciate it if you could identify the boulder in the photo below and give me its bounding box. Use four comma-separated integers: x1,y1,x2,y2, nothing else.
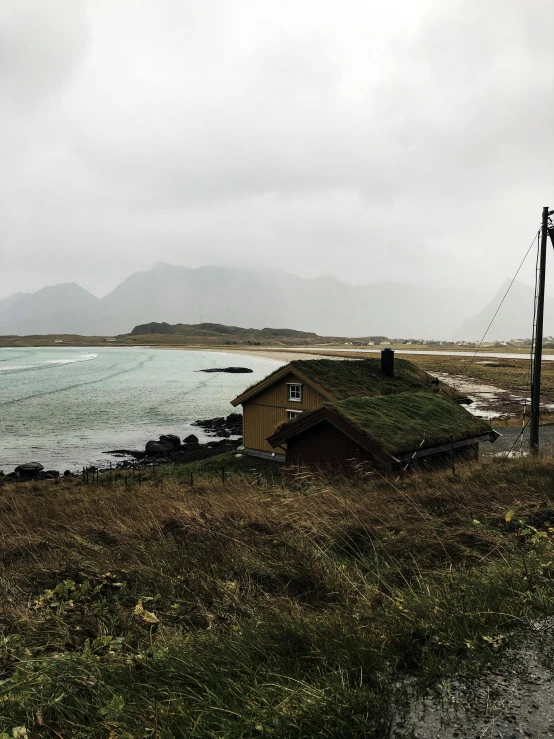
63,470,71,477
183,434,199,444
226,413,242,424
44,470,60,479
14,462,44,479
145,440,174,455
159,434,181,449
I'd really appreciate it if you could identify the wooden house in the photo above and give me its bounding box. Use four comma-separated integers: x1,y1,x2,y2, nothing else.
231,353,469,461
267,391,499,470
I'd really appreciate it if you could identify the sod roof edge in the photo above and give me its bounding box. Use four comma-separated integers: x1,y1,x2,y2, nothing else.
269,390,493,457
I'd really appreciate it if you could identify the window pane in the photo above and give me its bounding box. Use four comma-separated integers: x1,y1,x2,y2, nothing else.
288,384,302,401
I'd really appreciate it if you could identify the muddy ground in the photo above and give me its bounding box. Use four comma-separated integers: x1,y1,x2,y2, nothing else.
393,627,554,738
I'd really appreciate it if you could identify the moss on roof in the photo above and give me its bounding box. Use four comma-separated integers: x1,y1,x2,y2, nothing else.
327,391,492,456
288,357,462,401
234,356,467,405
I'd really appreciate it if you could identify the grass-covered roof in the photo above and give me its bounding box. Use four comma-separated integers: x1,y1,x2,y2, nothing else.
288,357,462,401
232,356,468,406
327,391,492,456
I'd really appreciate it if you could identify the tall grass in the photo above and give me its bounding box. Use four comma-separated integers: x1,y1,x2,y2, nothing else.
2,457,554,736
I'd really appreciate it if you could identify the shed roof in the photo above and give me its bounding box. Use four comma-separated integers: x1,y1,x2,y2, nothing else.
268,391,495,458
232,357,464,406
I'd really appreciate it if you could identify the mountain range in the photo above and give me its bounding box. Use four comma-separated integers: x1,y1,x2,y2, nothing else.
0,263,547,340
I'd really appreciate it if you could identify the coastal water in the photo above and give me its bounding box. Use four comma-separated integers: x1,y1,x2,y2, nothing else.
0,347,281,472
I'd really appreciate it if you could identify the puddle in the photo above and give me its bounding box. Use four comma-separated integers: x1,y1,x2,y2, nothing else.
436,373,537,421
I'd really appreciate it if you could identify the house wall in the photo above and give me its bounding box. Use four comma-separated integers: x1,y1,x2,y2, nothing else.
286,422,374,469
242,372,327,454
287,425,481,471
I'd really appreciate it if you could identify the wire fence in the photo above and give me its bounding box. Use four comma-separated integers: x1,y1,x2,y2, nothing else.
80,460,280,489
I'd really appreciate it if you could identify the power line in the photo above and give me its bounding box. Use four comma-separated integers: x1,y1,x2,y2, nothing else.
520,231,541,454
467,227,542,369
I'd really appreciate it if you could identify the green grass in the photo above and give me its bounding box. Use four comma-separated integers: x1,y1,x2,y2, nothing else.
239,357,466,406
156,451,283,481
2,458,554,736
328,391,492,456
291,357,441,399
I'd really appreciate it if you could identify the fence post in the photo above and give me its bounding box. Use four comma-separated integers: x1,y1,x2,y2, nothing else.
449,434,456,475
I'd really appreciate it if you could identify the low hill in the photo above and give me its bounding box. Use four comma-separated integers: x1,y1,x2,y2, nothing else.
130,322,318,339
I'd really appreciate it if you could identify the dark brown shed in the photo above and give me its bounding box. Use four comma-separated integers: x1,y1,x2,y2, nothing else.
267,391,499,470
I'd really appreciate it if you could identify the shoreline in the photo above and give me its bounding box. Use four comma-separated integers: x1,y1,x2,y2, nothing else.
2,346,550,476
0,347,283,475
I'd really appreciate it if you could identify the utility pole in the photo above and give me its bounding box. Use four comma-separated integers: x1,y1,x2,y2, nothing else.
530,206,551,453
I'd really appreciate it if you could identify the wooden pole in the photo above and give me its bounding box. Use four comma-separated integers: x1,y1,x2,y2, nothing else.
449,434,455,475
530,206,550,454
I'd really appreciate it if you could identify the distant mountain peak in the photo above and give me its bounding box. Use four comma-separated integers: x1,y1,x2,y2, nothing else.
1,263,480,338
453,279,553,341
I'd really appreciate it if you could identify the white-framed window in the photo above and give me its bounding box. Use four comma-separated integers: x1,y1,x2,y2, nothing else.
287,410,303,420
287,383,302,402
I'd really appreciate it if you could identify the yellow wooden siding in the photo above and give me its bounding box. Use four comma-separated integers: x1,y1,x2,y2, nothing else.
242,373,327,453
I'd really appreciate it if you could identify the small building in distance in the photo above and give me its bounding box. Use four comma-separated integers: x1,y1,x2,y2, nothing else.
231,353,471,461
268,391,498,470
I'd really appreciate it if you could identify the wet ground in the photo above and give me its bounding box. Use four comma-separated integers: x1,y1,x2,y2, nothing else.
435,371,536,421
432,371,554,458
393,627,554,738
480,426,554,458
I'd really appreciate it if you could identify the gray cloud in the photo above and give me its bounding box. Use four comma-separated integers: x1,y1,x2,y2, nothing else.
1,0,553,312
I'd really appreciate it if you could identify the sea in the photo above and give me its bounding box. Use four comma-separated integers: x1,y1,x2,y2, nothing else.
0,347,281,473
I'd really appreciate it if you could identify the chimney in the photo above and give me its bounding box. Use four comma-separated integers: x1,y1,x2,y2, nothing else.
381,348,395,377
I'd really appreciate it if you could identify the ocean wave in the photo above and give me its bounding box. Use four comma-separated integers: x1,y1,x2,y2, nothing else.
0,353,98,374
44,353,98,366
0,354,155,406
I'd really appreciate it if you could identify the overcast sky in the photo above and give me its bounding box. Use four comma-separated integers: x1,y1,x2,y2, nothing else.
1,0,553,302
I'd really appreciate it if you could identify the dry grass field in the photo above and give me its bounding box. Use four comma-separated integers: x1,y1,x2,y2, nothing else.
2,455,554,736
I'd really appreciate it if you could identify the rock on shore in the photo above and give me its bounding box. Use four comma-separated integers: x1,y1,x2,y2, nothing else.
3,413,244,482
192,412,243,436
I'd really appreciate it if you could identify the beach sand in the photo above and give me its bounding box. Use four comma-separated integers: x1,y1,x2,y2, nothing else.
185,347,339,363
